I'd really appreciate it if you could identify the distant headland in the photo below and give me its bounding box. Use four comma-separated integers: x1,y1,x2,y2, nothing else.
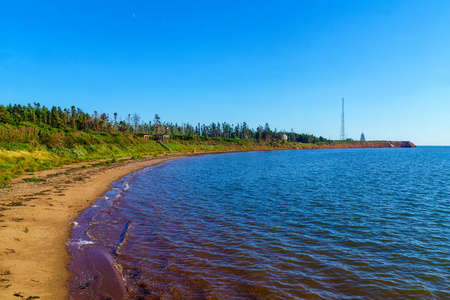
308,140,416,149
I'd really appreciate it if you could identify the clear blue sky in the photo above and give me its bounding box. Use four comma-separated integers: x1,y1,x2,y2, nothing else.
1,0,449,145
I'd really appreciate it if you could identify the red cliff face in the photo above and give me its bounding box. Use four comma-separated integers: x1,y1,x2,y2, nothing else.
318,141,417,149
292,141,416,150
390,141,416,148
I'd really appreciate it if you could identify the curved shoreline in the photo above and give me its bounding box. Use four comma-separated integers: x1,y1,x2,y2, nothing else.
0,144,416,299
0,153,192,300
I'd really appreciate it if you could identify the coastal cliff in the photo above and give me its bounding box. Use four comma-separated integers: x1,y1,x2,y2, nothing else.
295,141,416,150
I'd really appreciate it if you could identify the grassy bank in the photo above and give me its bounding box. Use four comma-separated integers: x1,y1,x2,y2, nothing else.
0,121,414,185
0,124,303,184
0,103,332,184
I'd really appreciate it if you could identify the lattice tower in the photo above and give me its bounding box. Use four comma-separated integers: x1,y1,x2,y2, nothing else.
340,98,345,140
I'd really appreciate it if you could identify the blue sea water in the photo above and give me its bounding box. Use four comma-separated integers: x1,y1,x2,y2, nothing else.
69,147,450,299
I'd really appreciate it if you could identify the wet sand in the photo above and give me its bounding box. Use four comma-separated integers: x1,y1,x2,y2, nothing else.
0,153,191,300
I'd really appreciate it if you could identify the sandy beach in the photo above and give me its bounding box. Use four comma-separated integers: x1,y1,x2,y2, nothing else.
0,153,191,300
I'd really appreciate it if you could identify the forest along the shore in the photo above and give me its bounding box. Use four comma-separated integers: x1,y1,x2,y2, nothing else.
0,103,415,299
0,103,414,186
0,102,327,187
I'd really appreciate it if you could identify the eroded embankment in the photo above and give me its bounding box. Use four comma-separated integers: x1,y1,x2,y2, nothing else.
297,141,416,149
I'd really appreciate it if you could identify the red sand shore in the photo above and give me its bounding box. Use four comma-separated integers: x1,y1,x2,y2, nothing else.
296,140,416,149
0,153,192,299
0,142,415,299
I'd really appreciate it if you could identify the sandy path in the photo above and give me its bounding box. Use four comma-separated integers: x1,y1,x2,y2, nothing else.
0,153,191,300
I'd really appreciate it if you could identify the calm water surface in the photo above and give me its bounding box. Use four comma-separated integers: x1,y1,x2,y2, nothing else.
69,147,450,299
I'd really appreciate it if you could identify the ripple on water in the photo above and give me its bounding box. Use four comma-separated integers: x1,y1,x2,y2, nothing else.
69,147,450,299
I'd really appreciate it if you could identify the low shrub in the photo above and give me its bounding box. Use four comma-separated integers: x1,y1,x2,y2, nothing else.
23,178,46,182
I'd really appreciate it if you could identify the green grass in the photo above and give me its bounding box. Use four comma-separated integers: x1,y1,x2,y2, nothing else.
0,126,304,185
131,153,143,160
0,185,12,189
23,178,46,182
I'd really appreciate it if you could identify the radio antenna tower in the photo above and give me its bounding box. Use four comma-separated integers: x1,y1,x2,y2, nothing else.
340,98,345,140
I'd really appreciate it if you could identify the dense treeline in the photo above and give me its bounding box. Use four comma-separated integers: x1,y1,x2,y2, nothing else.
0,103,327,144
0,102,330,185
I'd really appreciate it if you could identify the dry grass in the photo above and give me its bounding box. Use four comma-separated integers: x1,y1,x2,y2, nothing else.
0,149,56,165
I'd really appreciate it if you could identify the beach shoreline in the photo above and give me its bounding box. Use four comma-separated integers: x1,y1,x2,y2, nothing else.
0,143,416,299
0,153,195,300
